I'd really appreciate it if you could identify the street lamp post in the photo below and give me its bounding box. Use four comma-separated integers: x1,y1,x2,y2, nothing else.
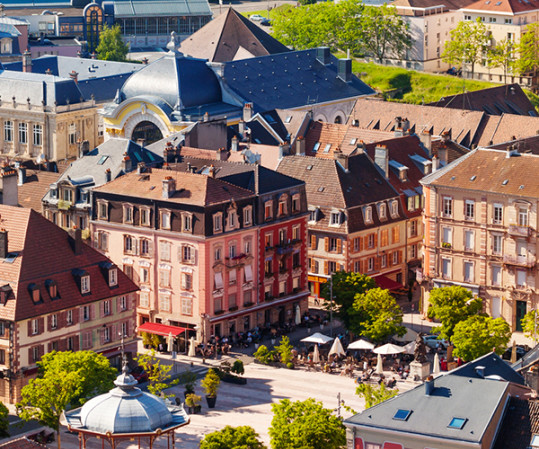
329,274,334,337
200,313,208,364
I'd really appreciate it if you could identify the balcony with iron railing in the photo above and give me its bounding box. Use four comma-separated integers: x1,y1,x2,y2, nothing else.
503,254,537,268
508,223,532,238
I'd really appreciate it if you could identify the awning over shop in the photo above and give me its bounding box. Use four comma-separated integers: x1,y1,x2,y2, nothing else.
373,275,403,292
138,322,187,337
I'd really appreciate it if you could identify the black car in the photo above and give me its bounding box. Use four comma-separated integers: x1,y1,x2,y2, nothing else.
261,18,272,26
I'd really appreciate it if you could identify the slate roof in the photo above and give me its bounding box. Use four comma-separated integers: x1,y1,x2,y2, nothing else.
0,70,84,106
3,55,141,81
449,352,525,385
345,373,509,444
428,84,537,117
43,138,163,204
179,8,289,62
167,157,304,195
93,168,255,206
422,147,539,198
349,99,486,148
493,397,539,449
0,205,138,322
222,50,374,113
18,169,61,212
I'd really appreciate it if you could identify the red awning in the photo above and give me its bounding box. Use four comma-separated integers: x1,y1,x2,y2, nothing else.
138,322,188,337
374,275,403,292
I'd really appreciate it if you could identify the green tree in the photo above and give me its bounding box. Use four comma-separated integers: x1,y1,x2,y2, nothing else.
17,351,117,449
275,336,293,365
334,0,365,55
522,309,539,342
489,38,516,84
517,23,539,74
322,271,377,331
200,425,267,449
269,398,346,449
358,4,411,63
96,24,129,62
355,383,398,409
353,288,406,342
427,285,483,342
452,315,511,361
135,349,178,397
442,18,490,79
0,401,9,438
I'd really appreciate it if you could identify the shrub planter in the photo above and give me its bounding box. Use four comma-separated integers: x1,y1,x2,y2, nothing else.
206,396,217,408
187,405,202,414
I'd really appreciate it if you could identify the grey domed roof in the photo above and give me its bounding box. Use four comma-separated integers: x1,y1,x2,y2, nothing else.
64,363,189,435
120,52,222,111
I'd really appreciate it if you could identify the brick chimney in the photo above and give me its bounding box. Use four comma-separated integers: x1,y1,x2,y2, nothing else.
69,227,82,255
0,229,8,259
22,49,32,73
162,176,176,199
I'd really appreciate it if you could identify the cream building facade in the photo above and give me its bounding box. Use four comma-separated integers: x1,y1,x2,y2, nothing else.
422,148,539,330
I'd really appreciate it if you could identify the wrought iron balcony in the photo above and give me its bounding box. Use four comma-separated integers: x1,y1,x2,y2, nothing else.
503,254,536,268
508,224,532,237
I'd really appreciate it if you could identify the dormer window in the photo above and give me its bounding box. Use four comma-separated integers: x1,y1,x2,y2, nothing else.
0,285,11,304
28,283,42,304
50,184,58,199
243,206,252,226
109,268,118,287
45,279,59,299
278,195,288,216
160,210,171,229
140,208,151,226
264,201,273,220
378,203,387,220
309,208,319,223
227,208,237,230
182,213,193,232
63,188,73,202
390,200,399,218
292,194,300,213
213,212,223,233
81,275,90,294
364,206,373,224
330,211,342,226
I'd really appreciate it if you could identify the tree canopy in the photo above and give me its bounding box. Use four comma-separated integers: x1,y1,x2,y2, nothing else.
0,402,9,439
352,288,406,342
427,286,483,342
200,425,266,449
452,315,511,361
135,349,178,397
271,1,410,59
521,309,539,341
355,383,398,409
322,271,376,331
96,24,129,62
442,18,490,78
517,23,539,74
269,398,346,449
17,351,117,449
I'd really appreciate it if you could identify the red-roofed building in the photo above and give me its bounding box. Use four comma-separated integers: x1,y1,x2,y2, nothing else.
0,205,138,404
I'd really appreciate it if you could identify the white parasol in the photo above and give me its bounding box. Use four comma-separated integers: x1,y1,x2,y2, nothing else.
433,352,441,374
188,336,196,357
373,343,405,355
312,345,320,363
375,354,384,374
329,337,346,356
167,332,174,352
403,340,416,355
393,327,419,343
295,306,302,326
301,332,334,344
348,339,375,350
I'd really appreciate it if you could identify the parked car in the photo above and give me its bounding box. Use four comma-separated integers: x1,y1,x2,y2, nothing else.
131,365,149,383
422,334,449,349
261,18,272,26
250,14,265,21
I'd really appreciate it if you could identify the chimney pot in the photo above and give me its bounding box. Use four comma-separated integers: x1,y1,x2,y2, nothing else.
162,176,176,199
425,375,434,396
0,229,8,259
69,70,78,84
17,167,26,186
105,168,111,182
243,103,253,122
231,135,239,152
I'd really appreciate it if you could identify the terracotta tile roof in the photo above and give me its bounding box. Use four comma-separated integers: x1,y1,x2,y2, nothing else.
390,0,474,9
18,170,60,212
349,98,487,148
493,397,539,449
462,0,539,14
487,134,539,154
424,147,539,198
177,146,222,160
477,114,539,147
427,84,537,117
431,137,471,163
93,168,255,205
0,205,138,322
304,121,350,158
0,437,46,449
179,8,289,62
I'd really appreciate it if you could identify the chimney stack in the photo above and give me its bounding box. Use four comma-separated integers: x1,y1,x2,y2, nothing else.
475,366,485,378
137,162,145,174
231,135,239,152
420,130,432,157
45,68,52,75
80,140,90,158
162,176,176,199
243,103,253,122
438,147,448,166
374,145,389,179
425,375,434,396
69,227,82,255
22,49,32,73
334,147,349,171
142,57,149,65
69,70,78,84
105,168,111,182
316,47,331,65
0,229,8,259
296,136,305,155
238,119,246,135
432,155,439,172
17,167,26,186
122,154,130,172
337,58,352,83
203,112,209,122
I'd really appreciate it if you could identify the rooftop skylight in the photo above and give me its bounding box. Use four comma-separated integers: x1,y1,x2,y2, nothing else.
448,417,467,429
323,144,331,153
313,142,320,152
97,155,109,165
393,409,412,421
